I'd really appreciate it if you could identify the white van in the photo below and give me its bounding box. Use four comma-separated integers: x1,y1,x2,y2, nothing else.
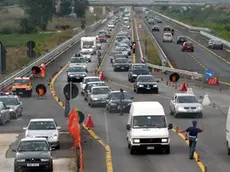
126,101,173,154
226,110,230,155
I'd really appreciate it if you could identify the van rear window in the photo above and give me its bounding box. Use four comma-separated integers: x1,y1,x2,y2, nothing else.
132,116,166,128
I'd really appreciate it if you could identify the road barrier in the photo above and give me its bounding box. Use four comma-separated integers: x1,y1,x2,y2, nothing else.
151,10,230,49
0,19,105,90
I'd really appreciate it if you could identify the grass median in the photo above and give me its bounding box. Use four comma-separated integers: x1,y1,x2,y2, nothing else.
0,6,108,78
137,23,161,65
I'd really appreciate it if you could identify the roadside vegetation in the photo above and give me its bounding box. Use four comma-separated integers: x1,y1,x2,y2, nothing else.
154,4,230,41
0,0,108,78
137,21,161,65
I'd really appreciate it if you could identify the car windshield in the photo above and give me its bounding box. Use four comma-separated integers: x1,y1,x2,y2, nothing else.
17,141,49,152
114,54,126,58
92,87,110,95
114,58,127,63
14,79,29,84
116,47,126,51
179,37,186,40
138,76,154,82
109,92,130,99
85,78,100,83
68,67,85,72
165,34,171,37
177,96,198,103
215,41,222,44
116,37,125,41
133,116,166,128
28,121,56,130
87,83,105,90
70,58,86,63
133,65,149,71
119,44,129,48
133,70,149,75
0,97,17,105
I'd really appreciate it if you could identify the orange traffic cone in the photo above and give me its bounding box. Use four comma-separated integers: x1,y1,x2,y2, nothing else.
179,82,187,92
85,114,94,128
99,72,105,81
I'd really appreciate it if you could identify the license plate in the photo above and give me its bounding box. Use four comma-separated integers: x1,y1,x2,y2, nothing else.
19,92,23,94
76,77,80,79
146,87,150,90
147,147,154,150
121,67,124,69
27,163,39,167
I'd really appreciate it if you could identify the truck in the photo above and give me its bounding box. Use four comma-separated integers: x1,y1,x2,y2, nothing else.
80,37,96,55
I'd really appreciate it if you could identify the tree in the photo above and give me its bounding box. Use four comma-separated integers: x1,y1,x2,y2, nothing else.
20,0,56,31
59,0,72,16
74,0,89,18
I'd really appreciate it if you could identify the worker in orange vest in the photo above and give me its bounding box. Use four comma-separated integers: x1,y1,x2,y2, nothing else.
38,88,44,96
40,63,46,78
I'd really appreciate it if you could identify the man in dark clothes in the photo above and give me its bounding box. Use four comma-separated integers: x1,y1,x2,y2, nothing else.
179,120,204,159
119,88,125,116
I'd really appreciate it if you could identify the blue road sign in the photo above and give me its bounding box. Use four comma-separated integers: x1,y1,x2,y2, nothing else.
205,69,214,79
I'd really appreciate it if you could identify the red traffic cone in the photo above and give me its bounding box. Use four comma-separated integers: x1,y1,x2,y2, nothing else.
99,72,105,81
179,82,187,92
85,114,94,128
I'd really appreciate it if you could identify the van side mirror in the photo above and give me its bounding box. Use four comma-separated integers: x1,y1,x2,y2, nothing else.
126,124,131,130
168,123,173,130
23,127,27,130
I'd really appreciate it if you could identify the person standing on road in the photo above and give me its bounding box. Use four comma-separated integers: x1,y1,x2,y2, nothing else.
119,88,125,116
132,42,136,54
97,51,102,66
179,120,204,159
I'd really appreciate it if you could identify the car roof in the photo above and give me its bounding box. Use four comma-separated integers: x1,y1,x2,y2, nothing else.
0,95,17,98
175,93,195,97
164,32,172,35
92,86,110,89
15,77,30,80
131,101,164,116
69,64,85,67
132,63,146,66
137,75,153,77
30,118,55,122
110,90,127,93
71,56,84,59
87,81,105,85
20,137,47,142
114,57,127,60
84,76,99,79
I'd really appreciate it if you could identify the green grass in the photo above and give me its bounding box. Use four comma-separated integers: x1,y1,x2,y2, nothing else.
0,33,55,47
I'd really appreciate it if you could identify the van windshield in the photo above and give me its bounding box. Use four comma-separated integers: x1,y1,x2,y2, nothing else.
132,116,166,128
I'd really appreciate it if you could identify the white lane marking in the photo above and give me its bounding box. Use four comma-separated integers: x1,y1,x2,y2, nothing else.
104,108,110,145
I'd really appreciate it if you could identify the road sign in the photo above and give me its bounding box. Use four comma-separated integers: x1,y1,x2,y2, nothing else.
0,41,7,74
205,69,214,79
63,83,79,100
169,73,180,82
27,41,36,49
35,84,47,96
27,49,36,58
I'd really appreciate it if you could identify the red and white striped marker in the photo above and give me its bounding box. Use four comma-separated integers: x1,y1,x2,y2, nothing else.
141,57,145,63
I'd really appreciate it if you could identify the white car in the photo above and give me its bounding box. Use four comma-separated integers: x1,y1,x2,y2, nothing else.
69,56,87,68
108,22,115,28
80,76,101,94
169,93,203,118
23,118,61,149
163,33,173,42
80,50,92,62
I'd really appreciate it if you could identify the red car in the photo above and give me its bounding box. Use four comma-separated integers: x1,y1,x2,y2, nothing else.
181,42,194,52
98,35,107,43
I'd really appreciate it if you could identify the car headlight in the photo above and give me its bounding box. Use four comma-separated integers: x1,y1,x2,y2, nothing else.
197,106,203,111
161,138,168,143
133,139,140,143
41,159,50,162
138,85,143,87
176,106,185,111
92,98,98,100
153,85,158,87
17,159,25,162
9,108,15,112
69,74,74,77
110,103,116,106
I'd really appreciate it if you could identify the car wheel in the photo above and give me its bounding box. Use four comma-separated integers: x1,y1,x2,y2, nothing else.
56,144,60,149
136,88,139,94
199,114,203,118
67,78,70,82
174,112,179,118
14,165,19,172
163,145,170,154
130,146,135,154
191,49,194,52
133,86,136,92
227,142,230,155
169,108,173,115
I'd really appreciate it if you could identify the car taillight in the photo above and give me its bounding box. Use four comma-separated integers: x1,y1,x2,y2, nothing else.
0,112,2,115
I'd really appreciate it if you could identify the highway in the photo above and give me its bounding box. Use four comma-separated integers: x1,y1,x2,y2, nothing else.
141,10,230,84
138,9,230,172
0,22,108,171
53,16,202,172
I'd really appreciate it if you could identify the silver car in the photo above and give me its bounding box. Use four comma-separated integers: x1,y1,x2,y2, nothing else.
23,118,61,149
208,39,223,49
88,86,111,107
67,64,88,82
0,101,10,125
0,95,23,119
69,56,87,69
169,93,203,118
115,47,129,56
80,50,92,62
117,43,131,54
80,76,100,94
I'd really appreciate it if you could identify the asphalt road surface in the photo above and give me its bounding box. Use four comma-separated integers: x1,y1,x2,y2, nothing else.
54,21,203,172
134,12,230,172
142,11,230,84
0,22,108,172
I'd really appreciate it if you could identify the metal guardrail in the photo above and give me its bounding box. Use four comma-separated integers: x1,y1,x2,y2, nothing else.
0,20,104,88
151,10,230,48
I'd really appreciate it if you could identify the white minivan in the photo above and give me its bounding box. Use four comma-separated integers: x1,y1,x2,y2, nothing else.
126,101,173,154
226,110,230,155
